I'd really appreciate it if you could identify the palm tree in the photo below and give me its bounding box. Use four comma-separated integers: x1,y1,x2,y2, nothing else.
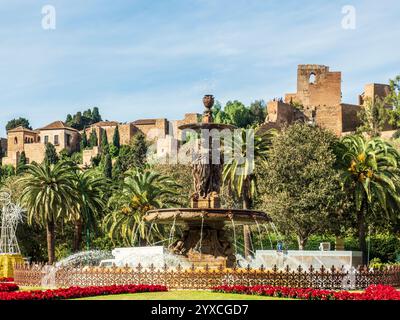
69,169,109,252
18,161,78,264
336,135,400,265
222,128,274,258
104,168,181,246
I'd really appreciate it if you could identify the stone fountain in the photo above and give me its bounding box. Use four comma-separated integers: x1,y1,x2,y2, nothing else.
145,95,270,267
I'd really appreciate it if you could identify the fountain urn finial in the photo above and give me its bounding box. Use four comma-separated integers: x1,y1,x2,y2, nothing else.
202,94,214,123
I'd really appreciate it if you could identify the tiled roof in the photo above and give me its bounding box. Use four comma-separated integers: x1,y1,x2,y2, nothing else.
7,126,37,133
133,119,157,125
92,121,119,127
38,121,78,132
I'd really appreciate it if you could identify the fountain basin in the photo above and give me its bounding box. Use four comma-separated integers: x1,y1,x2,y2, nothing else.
145,208,271,227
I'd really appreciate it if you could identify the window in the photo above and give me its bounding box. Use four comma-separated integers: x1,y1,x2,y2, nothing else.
44,136,49,144
14,137,18,144
54,135,59,146
309,73,316,84
66,134,71,147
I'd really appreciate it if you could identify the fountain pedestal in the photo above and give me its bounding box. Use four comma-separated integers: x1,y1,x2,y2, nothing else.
171,227,235,267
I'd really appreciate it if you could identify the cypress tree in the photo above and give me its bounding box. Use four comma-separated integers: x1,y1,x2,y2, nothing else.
44,143,59,165
112,126,120,150
89,129,98,147
103,153,112,179
80,130,88,150
17,151,27,173
101,129,109,152
92,107,102,123
131,132,148,168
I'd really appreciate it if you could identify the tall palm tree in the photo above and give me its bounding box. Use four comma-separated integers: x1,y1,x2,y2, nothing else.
69,169,109,252
104,169,181,246
222,128,274,258
18,161,78,264
336,135,400,265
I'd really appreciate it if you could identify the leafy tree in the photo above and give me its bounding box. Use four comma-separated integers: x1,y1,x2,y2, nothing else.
357,97,388,137
103,154,112,179
130,132,148,168
66,114,73,124
223,128,274,258
104,169,181,245
112,126,120,150
101,129,109,153
89,129,98,147
0,165,15,183
259,123,346,250
17,151,27,173
249,100,266,125
66,108,102,130
80,130,88,150
92,107,102,123
386,75,400,127
112,133,148,179
59,149,70,161
335,135,400,265
224,100,253,128
44,143,59,165
212,100,262,128
18,161,78,263
83,109,92,120
6,117,32,131
69,170,108,252
109,144,119,158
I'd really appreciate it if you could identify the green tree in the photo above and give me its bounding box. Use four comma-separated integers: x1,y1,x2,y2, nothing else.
223,128,274,258
223,100,253,128
89,129,98,147
17,151,27,173
335,135,400,265
44,143,59,165
6,118,32,131
69,170,108,252
112,134,148,179
259,123,345,250
112,126,120,150
130,132,148,168
92,107,102,123
101,129,109,153
103,153,112,179
104,169,180,246
18,161,78,263
249,100,266,125
357,97,388,137
80,130,88,150
386,75,400,127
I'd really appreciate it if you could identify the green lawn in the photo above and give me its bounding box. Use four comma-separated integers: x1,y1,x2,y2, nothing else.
77,290,292,300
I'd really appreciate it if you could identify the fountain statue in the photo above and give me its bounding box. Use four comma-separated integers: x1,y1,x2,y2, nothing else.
0,190,25,277
145,95,270,267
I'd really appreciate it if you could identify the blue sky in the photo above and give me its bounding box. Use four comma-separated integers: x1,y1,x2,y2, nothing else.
0,0,399,136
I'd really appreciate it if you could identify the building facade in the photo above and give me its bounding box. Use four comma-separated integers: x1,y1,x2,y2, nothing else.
263,64,393,136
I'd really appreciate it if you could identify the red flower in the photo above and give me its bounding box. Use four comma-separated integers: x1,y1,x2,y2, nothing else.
0,283,19,292
0,284,167,300
211,284,400,301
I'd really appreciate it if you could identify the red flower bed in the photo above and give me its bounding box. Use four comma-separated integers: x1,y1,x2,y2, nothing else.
0,277,14,283
212,284,400,300
0,283,19,293
0,284,167,300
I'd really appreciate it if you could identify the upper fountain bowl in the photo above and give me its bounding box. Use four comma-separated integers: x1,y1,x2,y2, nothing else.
144,207,271,227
